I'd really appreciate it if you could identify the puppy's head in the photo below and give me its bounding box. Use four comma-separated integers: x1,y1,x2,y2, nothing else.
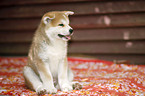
42,11,74,41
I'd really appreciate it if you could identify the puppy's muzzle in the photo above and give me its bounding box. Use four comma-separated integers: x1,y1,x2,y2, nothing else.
58,29,73,41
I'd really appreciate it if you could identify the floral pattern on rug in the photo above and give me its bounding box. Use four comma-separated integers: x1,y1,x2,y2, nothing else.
0,57,145,96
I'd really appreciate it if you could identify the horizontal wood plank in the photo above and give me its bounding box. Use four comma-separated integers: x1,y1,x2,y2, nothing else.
73,28,145,41
0,31,33,43
69,41,145,54
0,27,145,43
0,1,145,18
0,18,38,31
1,13,145,31
0,41,145,54
69,54,145,64
71,13,145,29
0,43,30,54
0,0,94,6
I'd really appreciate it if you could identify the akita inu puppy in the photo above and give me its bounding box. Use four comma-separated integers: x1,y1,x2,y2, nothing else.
23,11,81,95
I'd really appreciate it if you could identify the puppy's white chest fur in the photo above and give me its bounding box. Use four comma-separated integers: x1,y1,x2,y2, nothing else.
39,40,67,58
38,40,67,77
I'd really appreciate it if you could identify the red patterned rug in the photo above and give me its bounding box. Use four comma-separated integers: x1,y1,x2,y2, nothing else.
0,57,145,96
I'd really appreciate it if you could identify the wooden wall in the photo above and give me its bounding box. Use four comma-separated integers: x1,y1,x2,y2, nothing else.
0,0,145,64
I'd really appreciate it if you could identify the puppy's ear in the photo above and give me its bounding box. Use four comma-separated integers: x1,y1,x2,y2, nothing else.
43,14,55,24
63,11,74,16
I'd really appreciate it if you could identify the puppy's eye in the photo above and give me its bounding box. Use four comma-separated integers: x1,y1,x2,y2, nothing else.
58,24,64,27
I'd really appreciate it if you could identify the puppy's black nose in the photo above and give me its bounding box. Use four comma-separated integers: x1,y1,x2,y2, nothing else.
69,29,73,34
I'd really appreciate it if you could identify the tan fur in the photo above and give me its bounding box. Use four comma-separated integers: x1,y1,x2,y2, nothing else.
27,11,70,76
23,11,76,94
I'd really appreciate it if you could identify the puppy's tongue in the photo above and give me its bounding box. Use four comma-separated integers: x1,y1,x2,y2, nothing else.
62,36,71,41
66,36,71,40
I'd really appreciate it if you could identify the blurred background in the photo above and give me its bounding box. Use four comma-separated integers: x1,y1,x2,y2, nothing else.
0,0,145,64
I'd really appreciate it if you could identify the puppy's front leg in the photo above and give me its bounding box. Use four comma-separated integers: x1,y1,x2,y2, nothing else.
37,59,57,94
58,58,73,92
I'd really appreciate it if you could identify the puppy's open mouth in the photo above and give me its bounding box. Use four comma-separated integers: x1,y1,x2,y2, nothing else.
58,34,72,40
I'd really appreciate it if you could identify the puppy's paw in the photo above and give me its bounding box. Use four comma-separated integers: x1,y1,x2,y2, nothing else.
73,83,82,90
37,89,47,95
61,83,73,92
36,86,47,95
45,86,57,94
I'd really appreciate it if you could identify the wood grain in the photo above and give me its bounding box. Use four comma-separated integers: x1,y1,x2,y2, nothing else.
0,27,145,43
0,0,94,6
69,54,145,64
69,41,145,54
0,41,145,54
1,13,145,31
73,28,145,41
0,1,145,18
0,0,145,64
